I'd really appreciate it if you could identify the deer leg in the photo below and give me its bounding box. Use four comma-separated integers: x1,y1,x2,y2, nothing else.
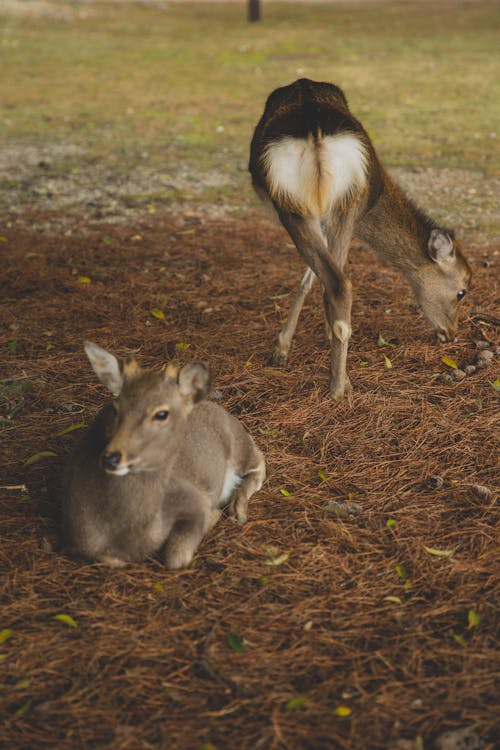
279,212,353,399
228,451,266,524
270,267,316,365
163,508,209,570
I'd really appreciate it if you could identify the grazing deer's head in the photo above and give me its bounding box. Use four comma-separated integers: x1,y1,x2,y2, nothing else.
84,342,210,476
411,229,471,343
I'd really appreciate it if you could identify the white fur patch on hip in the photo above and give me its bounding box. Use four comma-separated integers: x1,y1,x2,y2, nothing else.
262,132,367,217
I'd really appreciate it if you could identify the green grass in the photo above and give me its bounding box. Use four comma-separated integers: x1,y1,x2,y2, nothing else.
0,1,499,196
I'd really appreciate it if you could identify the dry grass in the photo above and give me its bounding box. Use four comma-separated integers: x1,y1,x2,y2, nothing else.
0,209,498,749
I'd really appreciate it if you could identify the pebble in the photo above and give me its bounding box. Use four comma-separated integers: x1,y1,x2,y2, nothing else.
474,340,490,350
475,349,494,368
451,368,466,381
428,475,444,489
464,365,477,375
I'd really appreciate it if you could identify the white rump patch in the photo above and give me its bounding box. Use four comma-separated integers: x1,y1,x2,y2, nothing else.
220,468,243,504
262,133,367,217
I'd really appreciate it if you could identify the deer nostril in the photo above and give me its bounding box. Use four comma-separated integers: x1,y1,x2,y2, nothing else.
101,450,122,470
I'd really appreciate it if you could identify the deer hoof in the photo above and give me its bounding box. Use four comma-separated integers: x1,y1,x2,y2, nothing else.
269,348,288,366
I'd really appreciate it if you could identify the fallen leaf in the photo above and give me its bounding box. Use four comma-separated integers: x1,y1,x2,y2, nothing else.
54,422,86,437
226,633,245,653
491,379,500,392
77,276,91,284
265,552,289,566
285,696,308,710
395,564,408,580
25,450,57,465
150,308,165,320
423,546,454,557
383,596,402,604
175,342,190,350
53,614,77,628
441,356,458,369
467,609,481,628
333,705,352,717
279,488,291,497
15,678,30,690
449,630,467,647
386,518,396,528
383,355,393,369
14,700,32,718
318,470,328,482
0,629,13,644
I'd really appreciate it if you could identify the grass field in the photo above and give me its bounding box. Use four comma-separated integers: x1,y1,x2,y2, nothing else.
1,1,499,224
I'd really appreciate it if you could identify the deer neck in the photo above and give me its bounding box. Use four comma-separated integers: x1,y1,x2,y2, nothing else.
355,168,435,280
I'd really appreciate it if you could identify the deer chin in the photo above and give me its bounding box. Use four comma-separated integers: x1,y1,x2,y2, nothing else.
104,465,131,477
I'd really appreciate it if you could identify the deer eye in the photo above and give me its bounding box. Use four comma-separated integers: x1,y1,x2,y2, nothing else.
457,290,467,301
153,410,169,421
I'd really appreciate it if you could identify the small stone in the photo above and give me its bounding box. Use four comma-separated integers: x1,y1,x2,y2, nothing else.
474,340,490,350
464,365,477,375
435,726,484,750
428,475,444,489
475,349,494,368
470,485,492,501
451,369,466,381
439,373,453,384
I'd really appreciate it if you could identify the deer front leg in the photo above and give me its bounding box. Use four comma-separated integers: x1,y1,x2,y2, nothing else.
163,508,209,570
271,267,316,365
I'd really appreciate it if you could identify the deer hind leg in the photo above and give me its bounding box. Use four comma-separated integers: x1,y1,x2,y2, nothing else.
270,266,316,365
228,449,266,524
279,212,353,399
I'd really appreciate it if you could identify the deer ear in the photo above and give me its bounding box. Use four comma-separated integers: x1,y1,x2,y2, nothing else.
84,341,124,395
428,229,455,264
178,363,210,404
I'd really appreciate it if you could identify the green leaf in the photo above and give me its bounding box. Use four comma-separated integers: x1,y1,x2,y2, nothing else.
15,678,30,690
7,341,17,354
285,696,308,711
14,700,32,718
467,609,481,628
491,379,500,392
153,582,165,593
279,488,291,497
359,359,369,367
318,470,328,482
423,546,454,557
150,307,165,320
441,356,458,369
54,422,87,437
101,235,113,245
395,564,408,580
226,633,245,653
77,276,91,284
175,342,190,350
450,629,467,647
25,450,57,465
386,518,396,528
0,629,13,644
383,354,393,369
53,614,77,628
377,333,387,347
333,705,352,717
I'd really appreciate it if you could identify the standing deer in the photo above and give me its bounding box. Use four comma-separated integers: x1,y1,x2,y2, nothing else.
249,78,471,398
62,342,265,569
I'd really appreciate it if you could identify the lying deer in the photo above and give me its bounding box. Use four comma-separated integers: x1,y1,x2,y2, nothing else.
62,342,265,569
249,78,471,398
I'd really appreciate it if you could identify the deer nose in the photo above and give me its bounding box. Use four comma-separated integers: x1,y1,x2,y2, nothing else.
101,450,122,471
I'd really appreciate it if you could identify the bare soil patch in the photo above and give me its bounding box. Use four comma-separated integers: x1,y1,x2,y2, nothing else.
0,208,498,749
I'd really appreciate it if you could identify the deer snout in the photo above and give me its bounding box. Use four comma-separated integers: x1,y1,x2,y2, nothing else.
101,450,125,473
